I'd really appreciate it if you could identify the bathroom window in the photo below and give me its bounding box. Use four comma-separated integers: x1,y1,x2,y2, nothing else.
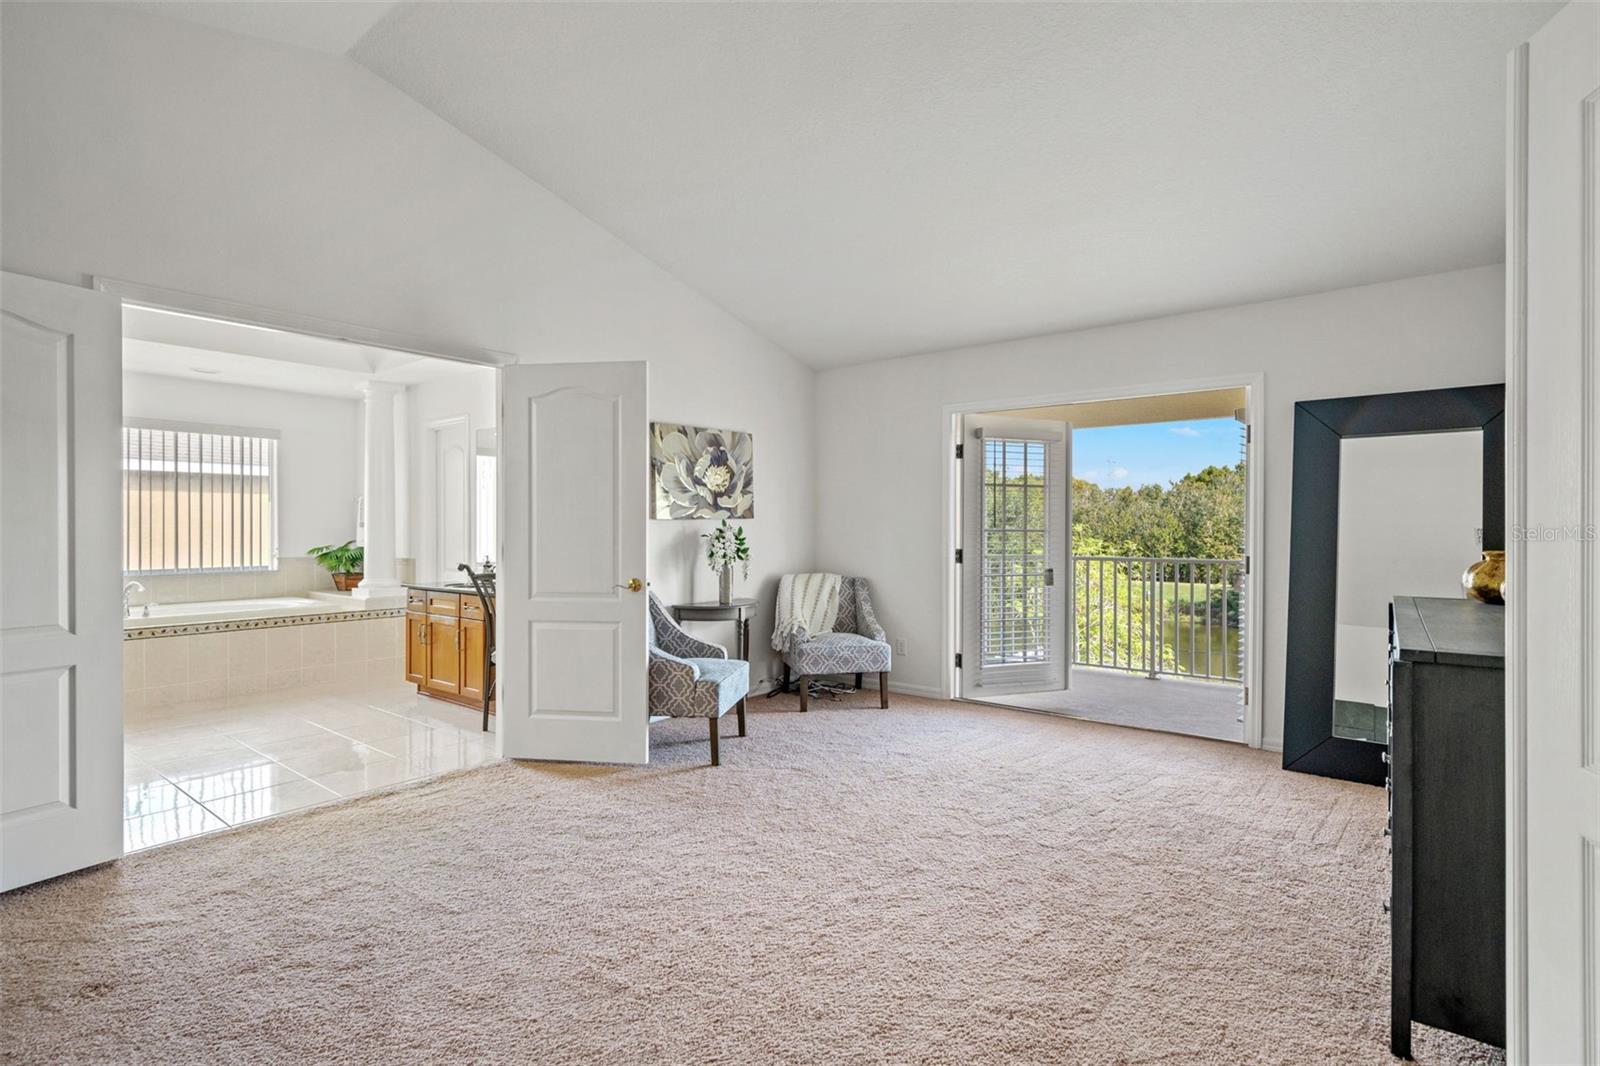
474,453,496,567
122,422,279,575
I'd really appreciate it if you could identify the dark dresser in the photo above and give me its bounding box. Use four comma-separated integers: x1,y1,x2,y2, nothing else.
1388,596,1504,1058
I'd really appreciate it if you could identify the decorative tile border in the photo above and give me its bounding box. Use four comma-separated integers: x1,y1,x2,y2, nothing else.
123,607,405,641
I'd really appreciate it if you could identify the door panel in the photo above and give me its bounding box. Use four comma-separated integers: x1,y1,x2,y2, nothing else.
1514,5,1600,1060
1,272,122,892
499,361,648,763
460,616,487,704
404,612,427,685
960,415,1071,699
424,616,461,696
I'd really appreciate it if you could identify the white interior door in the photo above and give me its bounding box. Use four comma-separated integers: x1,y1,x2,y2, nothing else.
1,272,123,891
432,417,469,580
960,414,1071,699
1515,4,1600,1060
497,361,648,763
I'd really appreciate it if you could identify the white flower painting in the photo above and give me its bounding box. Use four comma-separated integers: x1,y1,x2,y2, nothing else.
650,423,754,520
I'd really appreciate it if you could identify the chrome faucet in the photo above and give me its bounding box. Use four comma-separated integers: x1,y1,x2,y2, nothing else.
122,581,145,618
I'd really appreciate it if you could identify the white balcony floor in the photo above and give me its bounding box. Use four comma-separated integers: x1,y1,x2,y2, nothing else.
978,666,1244,743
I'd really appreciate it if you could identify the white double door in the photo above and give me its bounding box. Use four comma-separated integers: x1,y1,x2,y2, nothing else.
959,415,1072,699
496,361,650,765
0,282,653,890
1,272,124,892
1514,3,1600,1060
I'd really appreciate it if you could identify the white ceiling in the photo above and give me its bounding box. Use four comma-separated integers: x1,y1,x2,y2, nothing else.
122,306,488,398
122,1,398,56
137,2,1558,369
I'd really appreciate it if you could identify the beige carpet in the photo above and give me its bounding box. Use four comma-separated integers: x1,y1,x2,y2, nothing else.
2,694,1497,1065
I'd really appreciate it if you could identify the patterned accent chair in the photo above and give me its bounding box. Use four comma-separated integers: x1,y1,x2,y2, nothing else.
647,592,749,766
780,577,892,711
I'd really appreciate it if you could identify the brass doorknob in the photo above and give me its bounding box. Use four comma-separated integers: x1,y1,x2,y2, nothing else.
615,578,643,592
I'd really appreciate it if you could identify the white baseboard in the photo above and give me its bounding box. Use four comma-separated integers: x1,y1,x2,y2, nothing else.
749,675,945,701
886,681,946,699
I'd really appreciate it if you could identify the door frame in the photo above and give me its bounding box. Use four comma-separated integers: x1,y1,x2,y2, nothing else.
1504,43,1530,1062
94,277,518,370
942,372,1266,748
91,277,515,757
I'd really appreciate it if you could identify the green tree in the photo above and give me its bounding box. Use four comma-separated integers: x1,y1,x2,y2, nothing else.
1071,462,1244,561
1072,528,1174,672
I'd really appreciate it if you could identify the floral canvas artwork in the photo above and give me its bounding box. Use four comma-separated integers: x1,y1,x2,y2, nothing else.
650,423,754,520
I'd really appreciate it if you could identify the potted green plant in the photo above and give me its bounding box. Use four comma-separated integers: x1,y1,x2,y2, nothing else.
307,540,365,591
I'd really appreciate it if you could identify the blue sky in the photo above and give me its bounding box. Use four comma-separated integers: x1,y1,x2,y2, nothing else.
1074,417,1241,489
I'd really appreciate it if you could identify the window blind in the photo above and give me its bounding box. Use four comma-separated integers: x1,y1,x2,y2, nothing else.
122,423,279,575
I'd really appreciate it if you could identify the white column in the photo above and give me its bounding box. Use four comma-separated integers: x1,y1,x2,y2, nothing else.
393,386,411,562
353,381,406,603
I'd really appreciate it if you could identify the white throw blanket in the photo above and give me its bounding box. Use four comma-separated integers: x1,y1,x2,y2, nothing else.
772,573,841,652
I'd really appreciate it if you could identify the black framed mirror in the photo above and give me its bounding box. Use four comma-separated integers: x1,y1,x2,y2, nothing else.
1283,383,1504,785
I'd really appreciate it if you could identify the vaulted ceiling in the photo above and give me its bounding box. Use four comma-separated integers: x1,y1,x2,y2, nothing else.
132,2,1558,368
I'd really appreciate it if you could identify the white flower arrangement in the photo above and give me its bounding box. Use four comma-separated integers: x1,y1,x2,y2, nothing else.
701,519,750,579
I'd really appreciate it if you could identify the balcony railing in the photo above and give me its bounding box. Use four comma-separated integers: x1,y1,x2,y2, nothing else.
1073,556,1244,683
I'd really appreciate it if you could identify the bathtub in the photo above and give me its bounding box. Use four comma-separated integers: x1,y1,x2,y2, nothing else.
125,596,342,629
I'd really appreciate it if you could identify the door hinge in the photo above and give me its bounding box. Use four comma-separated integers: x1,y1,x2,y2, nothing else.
955,442,964,460
954,548,963,564
1244,555,1251,575
1245,424,1252,444
1243,686,1250,706
954,653,963,669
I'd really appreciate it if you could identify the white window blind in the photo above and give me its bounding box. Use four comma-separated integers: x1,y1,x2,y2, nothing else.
981,436,1052,666
122,422,279,575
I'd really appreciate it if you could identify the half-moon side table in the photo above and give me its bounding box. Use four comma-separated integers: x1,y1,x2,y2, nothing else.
669,598,759,663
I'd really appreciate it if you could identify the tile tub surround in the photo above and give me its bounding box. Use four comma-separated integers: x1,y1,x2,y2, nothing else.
125,604,404,642
125,615,408,709
124,557,335,607
123,679,498,852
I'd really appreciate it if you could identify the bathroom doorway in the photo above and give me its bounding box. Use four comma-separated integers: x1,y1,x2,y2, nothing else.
112,288,503,851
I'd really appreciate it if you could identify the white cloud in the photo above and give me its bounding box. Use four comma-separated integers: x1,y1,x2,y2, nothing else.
1168,426,1201,438
1112,467,1129,479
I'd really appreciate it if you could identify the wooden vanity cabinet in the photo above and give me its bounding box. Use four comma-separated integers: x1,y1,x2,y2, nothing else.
404,585,493,714
424,615,462,697
460,597,489,705
404,612,428,685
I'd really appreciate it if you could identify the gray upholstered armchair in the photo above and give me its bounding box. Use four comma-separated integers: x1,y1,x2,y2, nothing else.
780,577,892,711
647,592,749,766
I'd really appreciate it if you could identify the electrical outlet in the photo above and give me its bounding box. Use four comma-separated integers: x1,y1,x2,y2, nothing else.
894,638,908,656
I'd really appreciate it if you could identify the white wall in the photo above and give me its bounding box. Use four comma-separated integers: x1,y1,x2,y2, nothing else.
122,371,362,591
2,3,816,690
812,265,1505,748
1333,430,1484,708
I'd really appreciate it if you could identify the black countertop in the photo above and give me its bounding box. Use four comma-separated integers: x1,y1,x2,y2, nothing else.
1391,596,1504,669
404,581,495,597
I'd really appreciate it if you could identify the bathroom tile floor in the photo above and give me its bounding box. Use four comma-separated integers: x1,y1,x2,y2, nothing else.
123,680,497,852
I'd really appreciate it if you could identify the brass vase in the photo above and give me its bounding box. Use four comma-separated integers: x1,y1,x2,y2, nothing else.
1461,550,1505,605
